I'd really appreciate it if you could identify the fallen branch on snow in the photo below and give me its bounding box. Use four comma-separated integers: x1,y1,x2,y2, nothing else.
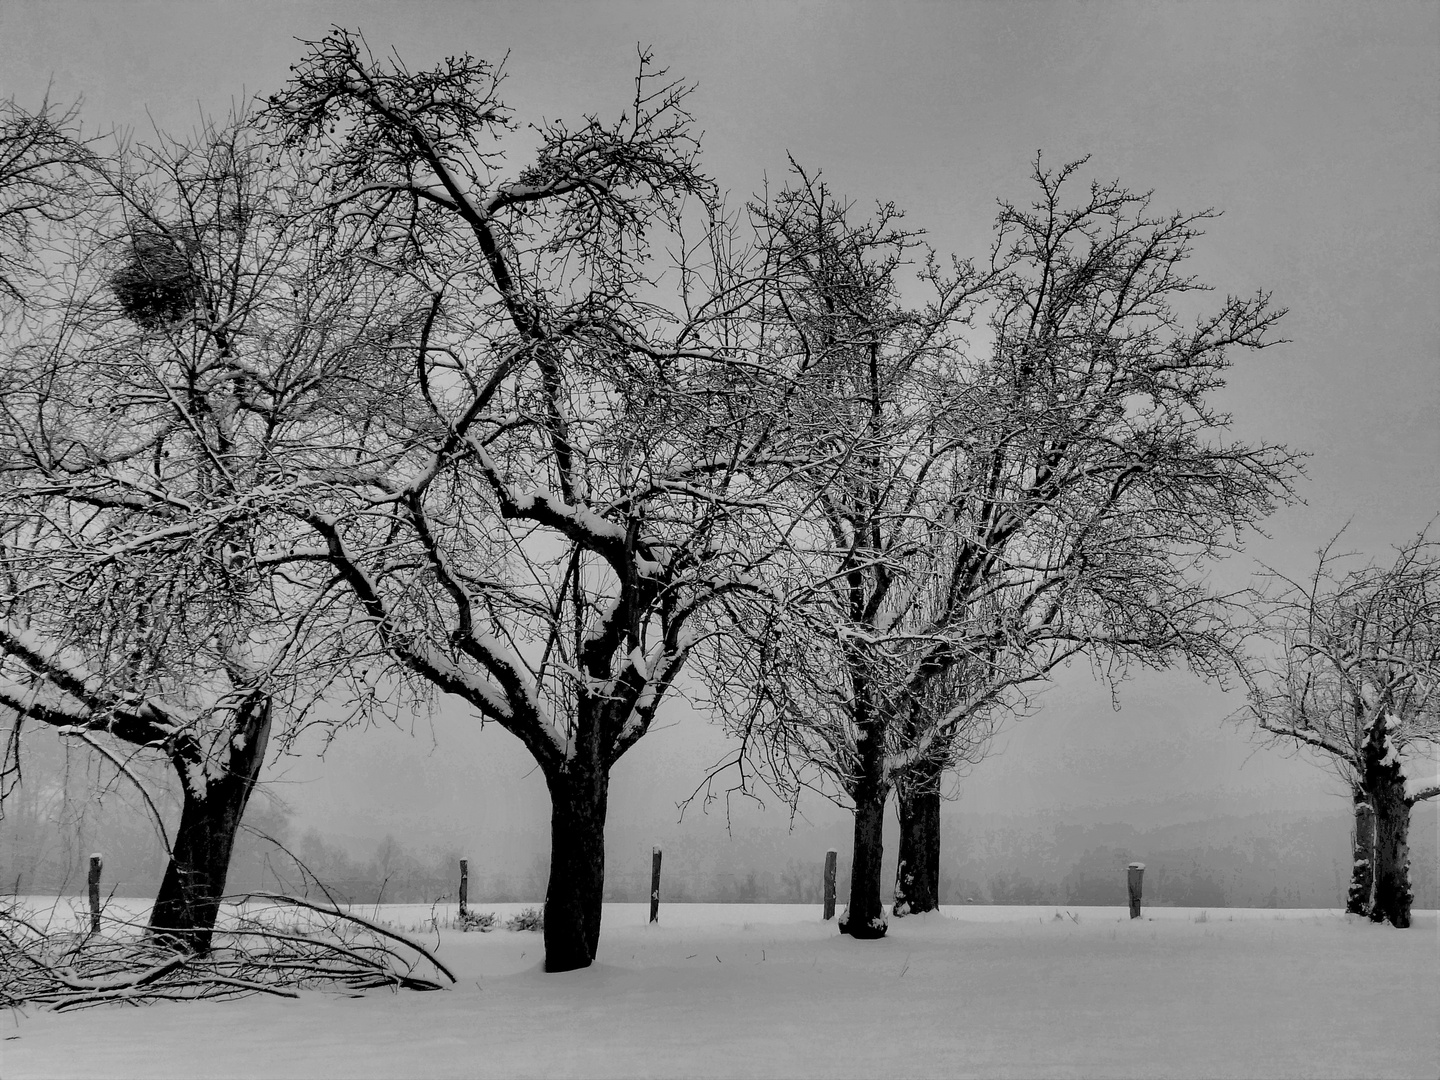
1,894,454,1011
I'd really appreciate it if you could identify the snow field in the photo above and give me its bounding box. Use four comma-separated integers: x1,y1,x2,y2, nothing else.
4,903,1436,1079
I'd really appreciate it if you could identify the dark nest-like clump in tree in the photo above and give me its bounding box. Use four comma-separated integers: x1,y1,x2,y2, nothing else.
108,228,199,328
1,893,454,1011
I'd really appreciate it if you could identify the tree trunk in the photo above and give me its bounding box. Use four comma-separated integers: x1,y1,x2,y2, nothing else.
542,761,609,972
893,752,943,916
840,790,889,939
1354,711,1414,928
149,695,271,954
1370,778,1413,928
1345,794,1374,916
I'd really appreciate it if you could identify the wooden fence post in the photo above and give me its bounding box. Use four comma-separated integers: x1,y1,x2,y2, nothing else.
1127,862,1145,919
650,847,662,923
88,853,103,933
459,859,469,918
823,849,837,920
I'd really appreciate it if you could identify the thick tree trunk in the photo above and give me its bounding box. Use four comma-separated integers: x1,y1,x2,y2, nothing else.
1352,712,1415,928
149,695,271,953
1345,794,1375,916
840,790,889,939
1370,780,1413,929
543,762,609,972
893,773,941,916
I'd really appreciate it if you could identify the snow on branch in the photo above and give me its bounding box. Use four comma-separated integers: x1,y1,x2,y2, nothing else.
1407,777,1440,806
1,894,452,1010
0,626,195,748
0,622,114,711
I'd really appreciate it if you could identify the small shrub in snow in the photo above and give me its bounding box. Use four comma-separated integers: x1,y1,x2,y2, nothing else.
506,908,544,932
458,910,498,933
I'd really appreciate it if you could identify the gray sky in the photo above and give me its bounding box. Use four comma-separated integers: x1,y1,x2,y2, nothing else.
4,2,1436,870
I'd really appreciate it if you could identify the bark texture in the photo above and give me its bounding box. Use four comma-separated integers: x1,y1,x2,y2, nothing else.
893,759,942,916
1370,779,1413,928
149,695,271,953
543,762,610,972
840,792,889,939
1346,796,1375,917
1349,714,1415,928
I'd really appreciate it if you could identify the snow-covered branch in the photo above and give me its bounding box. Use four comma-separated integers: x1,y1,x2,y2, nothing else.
1406,777,1440,806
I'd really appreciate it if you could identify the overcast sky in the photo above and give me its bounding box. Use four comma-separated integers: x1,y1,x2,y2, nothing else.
3,2,1436,870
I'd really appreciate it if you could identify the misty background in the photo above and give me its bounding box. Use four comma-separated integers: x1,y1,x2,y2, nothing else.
1,2,1436,908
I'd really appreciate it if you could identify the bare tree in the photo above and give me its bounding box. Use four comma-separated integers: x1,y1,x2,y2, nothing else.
0,109,410,951
253,30,835,972
706,167,1011,937
725,157,1301,937
1242,531,1440,927
880,159,1303,922
0,95,92,307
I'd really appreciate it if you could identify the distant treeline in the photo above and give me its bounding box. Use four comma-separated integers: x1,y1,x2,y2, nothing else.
6,774,1436,909
950,812,1440,909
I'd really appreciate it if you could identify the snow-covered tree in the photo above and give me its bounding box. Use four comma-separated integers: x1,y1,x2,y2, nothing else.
705,168,1016,936
1243,531,1440,927
0,109,410,951
879,159,1301,923
255,30,837,972
724,157,1300,937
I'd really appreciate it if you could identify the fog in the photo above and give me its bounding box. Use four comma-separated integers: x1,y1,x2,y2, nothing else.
2,3,1437,908
255,665,1435,907
13,665,1436,910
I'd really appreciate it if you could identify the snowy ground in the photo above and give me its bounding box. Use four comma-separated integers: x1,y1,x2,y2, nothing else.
4,901,1436,1079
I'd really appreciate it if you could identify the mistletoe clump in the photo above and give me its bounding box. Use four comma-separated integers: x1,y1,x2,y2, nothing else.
110,228,197,328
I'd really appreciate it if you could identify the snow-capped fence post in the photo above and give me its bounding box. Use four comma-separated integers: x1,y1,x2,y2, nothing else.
823,849,838,920
1127,862,1145,919
87,853,102,933
459,859,469,918
649,847,662,923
